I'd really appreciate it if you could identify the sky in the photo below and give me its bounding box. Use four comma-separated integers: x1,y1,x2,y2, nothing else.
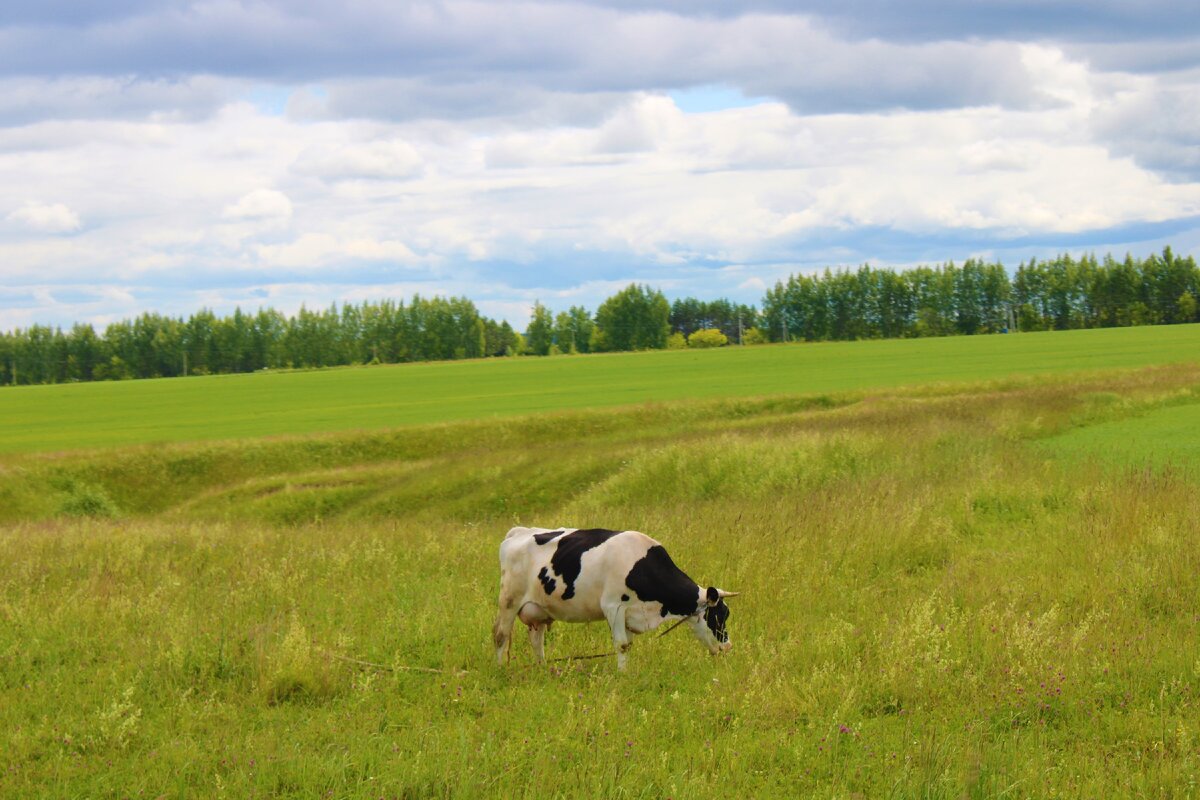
1,1,1198,331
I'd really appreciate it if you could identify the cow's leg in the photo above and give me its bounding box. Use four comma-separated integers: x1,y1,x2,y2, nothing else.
604,602,632,670
493,587,521,666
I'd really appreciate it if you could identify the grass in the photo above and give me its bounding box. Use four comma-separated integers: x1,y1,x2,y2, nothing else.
4,330,1200,797
1,322,1199,454
1041,402,1200,473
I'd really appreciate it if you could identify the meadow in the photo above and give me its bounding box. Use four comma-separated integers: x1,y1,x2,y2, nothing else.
2,322,1199,455
3,327,1200,798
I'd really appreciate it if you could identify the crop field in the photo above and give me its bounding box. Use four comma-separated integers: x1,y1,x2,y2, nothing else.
3,328,1200,797
2,322,1199,455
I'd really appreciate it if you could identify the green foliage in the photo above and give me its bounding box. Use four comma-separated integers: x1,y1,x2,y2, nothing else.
593,283,670,351
742,327,768,345
0,295,501,385
524,301,554,356
687,328,728,348
553,307,593,354
666,331,687,349
670,297,758,341
762,247,1199,342
58,481,119,518
263,615,337,705
507,331,525,356
483,318,520,358
1179,291,1198,323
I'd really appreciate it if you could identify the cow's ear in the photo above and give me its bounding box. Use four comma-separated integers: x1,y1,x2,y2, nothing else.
706,586,720,607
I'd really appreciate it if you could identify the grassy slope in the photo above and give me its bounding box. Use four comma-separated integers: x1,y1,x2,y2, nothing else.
2,322,1199,454
3,362,1200,797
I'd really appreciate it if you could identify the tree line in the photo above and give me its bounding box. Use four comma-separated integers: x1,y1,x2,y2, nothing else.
1,248,1197,386
0,296,516,386
762,248,1198,342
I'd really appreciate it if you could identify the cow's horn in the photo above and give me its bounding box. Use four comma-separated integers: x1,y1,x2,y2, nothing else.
717,590,740,599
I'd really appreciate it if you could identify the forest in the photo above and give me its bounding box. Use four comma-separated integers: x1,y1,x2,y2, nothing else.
762,248,1198,341
1,248,1196,386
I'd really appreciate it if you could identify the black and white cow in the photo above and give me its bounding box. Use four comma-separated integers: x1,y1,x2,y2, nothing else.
493,526,738,670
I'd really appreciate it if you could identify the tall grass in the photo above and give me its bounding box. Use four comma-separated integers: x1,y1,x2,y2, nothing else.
3,364,1200,797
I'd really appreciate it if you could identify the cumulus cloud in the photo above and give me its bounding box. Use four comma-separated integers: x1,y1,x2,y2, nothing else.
293,139,423,181
255,233,421,269
594,0,1200,48
2,1,1199,331
594,95,682,153
1091,76,1200,181
0,75,231,126
0,3,1066,117
0,1,1194,126
290,79,630,126
958,139,1036,173
7,1,1197,47
221,189,293,221
6,201,81,233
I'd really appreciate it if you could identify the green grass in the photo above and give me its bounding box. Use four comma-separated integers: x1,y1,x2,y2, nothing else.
5,332,1200,797
2,323,1199,454
1042,402,1200,472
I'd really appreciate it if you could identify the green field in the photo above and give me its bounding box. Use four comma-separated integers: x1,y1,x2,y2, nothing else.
4,327,1200,798
1041,401,1200,471
2,323,1199,454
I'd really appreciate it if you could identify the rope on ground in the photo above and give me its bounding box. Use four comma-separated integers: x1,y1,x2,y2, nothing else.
545,651,612,663
314,614,692,673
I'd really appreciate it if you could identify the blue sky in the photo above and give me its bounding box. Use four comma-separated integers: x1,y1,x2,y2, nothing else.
0,1,1198,330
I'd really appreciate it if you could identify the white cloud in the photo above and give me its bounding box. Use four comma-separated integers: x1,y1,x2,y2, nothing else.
293,139,424,181
1,5,1199,332
594,95,683,153
0,75,233,126
221,189,293,221
6,201,81,233
958,139,1035,173
1091,71,1200,181
255,233,421,269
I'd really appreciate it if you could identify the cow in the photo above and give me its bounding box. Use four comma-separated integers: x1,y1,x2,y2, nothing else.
493,526,738,670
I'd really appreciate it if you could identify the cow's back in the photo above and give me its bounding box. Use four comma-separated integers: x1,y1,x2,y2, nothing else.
500,526,658,574
498,527,662,623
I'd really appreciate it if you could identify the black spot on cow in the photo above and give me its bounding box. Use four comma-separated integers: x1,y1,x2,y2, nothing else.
549,528,623,600
621,594,630,602
534,529,566,545
624,545,701,617
537,566,557,596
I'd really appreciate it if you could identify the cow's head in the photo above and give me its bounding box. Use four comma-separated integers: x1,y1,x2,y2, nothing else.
690,586,739,655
